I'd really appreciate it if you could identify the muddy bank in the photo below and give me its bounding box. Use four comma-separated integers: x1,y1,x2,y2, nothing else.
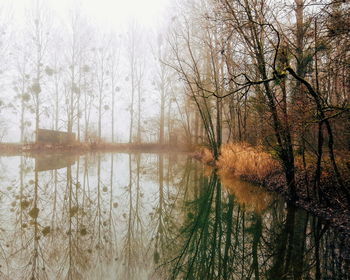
251,170,350,242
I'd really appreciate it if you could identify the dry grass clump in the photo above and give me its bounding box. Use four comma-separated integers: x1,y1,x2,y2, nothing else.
194,147,215,165
217,143,280,181
220,172,272,213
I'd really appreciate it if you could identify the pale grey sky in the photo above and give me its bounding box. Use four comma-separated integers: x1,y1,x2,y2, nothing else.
0,0,177,143
5,0,171,29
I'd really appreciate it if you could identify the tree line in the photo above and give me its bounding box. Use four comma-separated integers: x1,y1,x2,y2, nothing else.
166,0,350,201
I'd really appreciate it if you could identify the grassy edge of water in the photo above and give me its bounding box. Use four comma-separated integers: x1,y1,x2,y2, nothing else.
192,143,350,242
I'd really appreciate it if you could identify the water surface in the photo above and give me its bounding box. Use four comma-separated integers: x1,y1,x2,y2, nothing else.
0,152,349,279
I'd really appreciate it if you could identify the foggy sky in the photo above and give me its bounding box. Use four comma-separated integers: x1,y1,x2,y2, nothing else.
0,0,176,142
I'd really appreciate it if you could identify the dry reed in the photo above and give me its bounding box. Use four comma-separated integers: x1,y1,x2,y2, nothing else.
199,147,215,165
217,143,280,181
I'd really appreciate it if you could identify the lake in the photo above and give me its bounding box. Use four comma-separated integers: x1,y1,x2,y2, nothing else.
0,152,349,279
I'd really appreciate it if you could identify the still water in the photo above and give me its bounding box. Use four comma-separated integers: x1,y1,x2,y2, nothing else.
0,152,349,280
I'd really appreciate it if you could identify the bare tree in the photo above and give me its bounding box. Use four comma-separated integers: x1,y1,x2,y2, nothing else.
27,0,51,142
152,33,172,144
126,22,144,144
107,34,121,143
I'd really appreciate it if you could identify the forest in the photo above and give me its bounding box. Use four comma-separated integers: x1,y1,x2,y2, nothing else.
0,0,349,279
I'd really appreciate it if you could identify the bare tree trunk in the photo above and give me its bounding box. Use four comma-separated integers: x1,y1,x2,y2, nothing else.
34,18,42,142
129,74,135,143
128,29,136,144
216,97,222,150
137,77,142,143
111,71,115,143
159,84,165,144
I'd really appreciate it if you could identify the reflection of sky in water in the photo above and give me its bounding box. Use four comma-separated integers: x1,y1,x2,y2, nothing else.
0,156,23,183
0,152,189,280
0,152,349,280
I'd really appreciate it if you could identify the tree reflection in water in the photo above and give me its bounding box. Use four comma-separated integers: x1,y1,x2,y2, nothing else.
164,170,350,280
0,153,349,279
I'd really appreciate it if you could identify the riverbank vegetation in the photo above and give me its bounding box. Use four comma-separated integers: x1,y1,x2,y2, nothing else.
195,143,350,236
217,143,279,182
197,143,350,200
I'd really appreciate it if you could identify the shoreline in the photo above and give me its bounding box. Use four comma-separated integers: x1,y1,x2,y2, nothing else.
0,142,193,156
192,146,350,246
2,142,349,244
